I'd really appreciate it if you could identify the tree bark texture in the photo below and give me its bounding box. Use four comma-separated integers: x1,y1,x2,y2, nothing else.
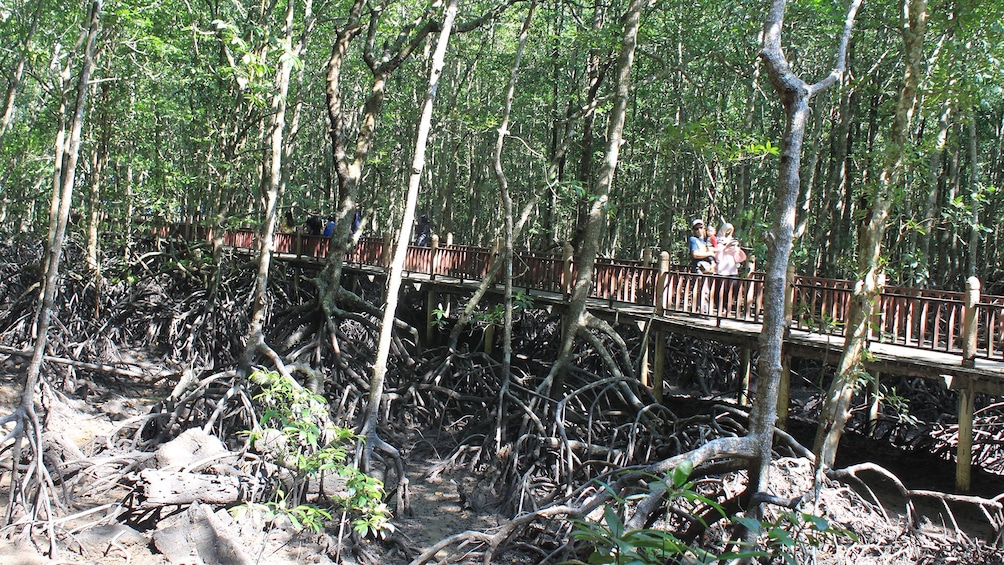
757,0,861,521
361,0,459,445
814,0,926,470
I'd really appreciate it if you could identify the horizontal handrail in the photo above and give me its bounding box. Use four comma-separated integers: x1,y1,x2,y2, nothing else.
153,224,1004,363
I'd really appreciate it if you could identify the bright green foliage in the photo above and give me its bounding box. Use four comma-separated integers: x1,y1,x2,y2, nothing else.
567,462,737,564
234,370,391,537
441,290,534,330
733,511,857,565
567,462,855,564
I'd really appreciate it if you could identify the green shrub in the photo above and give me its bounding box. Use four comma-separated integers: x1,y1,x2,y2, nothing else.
233,369,391,537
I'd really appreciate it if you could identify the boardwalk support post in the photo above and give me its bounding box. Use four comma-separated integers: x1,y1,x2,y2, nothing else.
739,346,752,407
430,234,439,278
867,371,881,436
562,242,574,299
957,377,975,492
777,266,796,430
651,252,670,402
962,276,980,368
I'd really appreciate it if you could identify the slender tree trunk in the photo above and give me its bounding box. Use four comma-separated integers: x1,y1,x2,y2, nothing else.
814,0,926,470
9,1,101,548
965,115,980,278
919,95,952,285
0,0,43,143
571,0,606,251
491,0,537,450
86,85,110,281
240,0,298,373
822,88,855,274
360,0,458,454
757,0,860,533
538,0,645,405
317,0,439,316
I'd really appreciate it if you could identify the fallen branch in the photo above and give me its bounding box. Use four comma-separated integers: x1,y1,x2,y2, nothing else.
0,345,175,383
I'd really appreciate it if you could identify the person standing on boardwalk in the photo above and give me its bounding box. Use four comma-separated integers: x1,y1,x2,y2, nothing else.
280,209,296,234
415,214,432,247
689,219,716,273
715,222,746,277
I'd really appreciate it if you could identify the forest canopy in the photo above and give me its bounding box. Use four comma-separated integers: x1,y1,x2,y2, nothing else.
1,0,1001,290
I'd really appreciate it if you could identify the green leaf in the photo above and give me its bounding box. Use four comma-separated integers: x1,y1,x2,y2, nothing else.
672,460,694,488
603,506,624,537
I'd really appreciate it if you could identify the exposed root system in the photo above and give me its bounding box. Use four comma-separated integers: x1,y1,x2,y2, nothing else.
0,236,1002,564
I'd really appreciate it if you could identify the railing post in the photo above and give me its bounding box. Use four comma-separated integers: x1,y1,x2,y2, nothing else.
744,256,757,317
655,252,669,315
562,242,574,299
783,265,796,327
446,232,453,246
430,234,439,278
652,251,670,402
868,273,886,341
957,377,975,492
382,232,393,269
962,276,980,368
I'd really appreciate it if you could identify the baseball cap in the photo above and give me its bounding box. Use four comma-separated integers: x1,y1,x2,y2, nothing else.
691,219,704,229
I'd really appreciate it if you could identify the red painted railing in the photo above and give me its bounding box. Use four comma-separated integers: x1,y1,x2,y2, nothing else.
154,225,1001,363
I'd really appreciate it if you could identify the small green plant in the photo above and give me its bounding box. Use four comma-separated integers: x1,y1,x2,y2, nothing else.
566,462,856,564
514,289,533,311
566,462,737,564
880,386,921,427
734,510,857,564
470,291,535,328
234,370,390,536
798,306,843,336
431,307,450,330
232,497,333,533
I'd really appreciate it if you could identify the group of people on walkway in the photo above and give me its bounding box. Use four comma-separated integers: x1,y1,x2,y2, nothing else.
688,218,747,276
280,206,363,238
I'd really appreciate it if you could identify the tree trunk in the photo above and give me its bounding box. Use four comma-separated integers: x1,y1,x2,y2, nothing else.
9,0,102,546
538,0,644,406
822,88,855,274
491,0,537,450
965,115,980,278
0,0,43,143
359,0,459,462
918,94,952,285
814,0,927,471
757,0,861,532
240,0,300,373
316,1,439,316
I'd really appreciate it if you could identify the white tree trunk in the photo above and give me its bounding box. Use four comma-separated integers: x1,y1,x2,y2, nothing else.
360,0,460,448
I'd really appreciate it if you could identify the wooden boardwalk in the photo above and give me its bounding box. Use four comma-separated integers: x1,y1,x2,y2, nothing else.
162,225,1004,489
